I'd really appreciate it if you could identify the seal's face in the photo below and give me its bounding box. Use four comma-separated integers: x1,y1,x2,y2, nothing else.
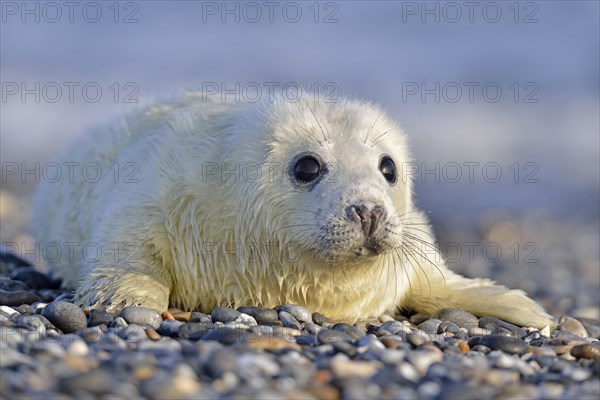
248,95,413,264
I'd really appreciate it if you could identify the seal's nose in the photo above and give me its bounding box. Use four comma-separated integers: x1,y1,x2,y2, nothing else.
348,204,386,237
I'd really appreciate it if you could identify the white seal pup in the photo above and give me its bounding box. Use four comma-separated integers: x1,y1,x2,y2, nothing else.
32,91,554,328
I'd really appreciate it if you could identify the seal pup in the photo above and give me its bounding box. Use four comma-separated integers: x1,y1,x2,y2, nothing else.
32,91,553,328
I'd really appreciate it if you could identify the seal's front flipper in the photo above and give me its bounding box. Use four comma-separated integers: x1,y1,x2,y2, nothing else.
402,268,554,329
74,266,171,315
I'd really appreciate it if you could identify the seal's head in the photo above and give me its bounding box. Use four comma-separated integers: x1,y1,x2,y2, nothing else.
230,93,413,265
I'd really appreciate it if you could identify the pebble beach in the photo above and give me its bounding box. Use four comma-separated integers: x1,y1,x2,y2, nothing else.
1,251,599,399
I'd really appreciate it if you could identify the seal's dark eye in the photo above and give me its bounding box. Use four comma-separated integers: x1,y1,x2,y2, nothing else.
379,156,397,184
294,156,321,183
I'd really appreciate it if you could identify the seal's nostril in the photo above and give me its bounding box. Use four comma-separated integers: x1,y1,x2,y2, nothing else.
354,205,368,222
347,204,386,237
370,205,384,236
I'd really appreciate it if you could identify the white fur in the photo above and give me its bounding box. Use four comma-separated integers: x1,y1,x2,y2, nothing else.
32,91,553,328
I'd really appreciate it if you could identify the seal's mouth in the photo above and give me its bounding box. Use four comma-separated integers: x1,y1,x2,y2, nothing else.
353,245,381,257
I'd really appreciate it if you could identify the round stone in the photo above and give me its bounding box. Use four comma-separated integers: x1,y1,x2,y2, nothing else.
332,323,366,340
0,289,40,306
236,313,257,325
157,319,185,337
210,307,241,323
189,312,212,323
558,316,588,338
478,316,526,338
468,335,528,355
437,321,462,334
312,312,333,326
417,319,442,334
87,309,114,327
203,327,248,344
434,308,478,330
41,301,87,333
118,307,162,329
279,311,301,330
178,322,214,340
317,328,354,344
15,314,47,334
10,267,60,290
0,278,30,292
277,304,312,323
205,348,238,378
570,344,600,360
237,306,279,324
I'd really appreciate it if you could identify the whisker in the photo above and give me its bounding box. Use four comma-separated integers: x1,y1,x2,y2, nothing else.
371,127,400,147
403,225,436,240
300,126,323,146
401,244,433,295
364,107,383,144
306,104,328,143
403,234,447,284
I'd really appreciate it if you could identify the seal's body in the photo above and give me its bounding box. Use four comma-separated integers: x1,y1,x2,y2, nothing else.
32,91,553,328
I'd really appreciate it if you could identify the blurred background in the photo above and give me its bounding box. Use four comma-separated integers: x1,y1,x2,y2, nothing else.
1,1,598,317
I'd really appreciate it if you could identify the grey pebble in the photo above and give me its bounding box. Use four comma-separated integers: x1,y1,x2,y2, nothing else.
407,332,427,347
333,323,366,339
304,322,322,335
211,307,241,323
15,304,35,314
296,334,319,346
468,335,528,355
479,316,526,338
41,301,87,333
179,322,214,340
87,309,114,327
117,325,149,342
277,304,312,323
279,310,301,330
14,314,47,335
10,267,60,290
52,292,74,303
417,318,442,334
118,306,162,329
0,289,40,306
235,313,257,326
137,337,182,354
332,340,357,356
205,348,238,378
409,313,430,325
312,312,333,326
317,328,354,344
60,369,114,395
189,311,212,323
237,306,279,324
0,277,30,292
110,316,128,328
437,321,462,335
434,308,478,330
379,320,411,335
471,344,492,354
203,327,248,344
79,326,105,343
157,319,184,337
